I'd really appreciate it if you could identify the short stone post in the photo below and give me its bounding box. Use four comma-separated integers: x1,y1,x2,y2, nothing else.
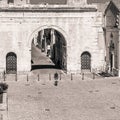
27,74,29,82
49,74,51,81
93,72,95,79
38,74,40,81
82,73,84,80
71,73,73,80
3,71,5,81
15,73,17,81
60,73,62,80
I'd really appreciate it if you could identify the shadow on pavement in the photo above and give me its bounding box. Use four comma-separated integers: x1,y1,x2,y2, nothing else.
31,65,61,70
98,72,113,77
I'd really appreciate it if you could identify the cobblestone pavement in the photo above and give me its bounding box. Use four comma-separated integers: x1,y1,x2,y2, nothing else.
4,77,120,120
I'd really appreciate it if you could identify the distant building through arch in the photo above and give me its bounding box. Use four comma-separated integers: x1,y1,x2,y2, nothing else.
31,27,67,71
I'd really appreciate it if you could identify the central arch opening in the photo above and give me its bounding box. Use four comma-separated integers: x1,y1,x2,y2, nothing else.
31,28,67,73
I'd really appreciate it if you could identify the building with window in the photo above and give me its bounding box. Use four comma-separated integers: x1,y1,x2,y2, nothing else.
103,1,120,76
0,0,119,76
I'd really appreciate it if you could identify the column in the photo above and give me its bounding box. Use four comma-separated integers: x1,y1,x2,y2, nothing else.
50,29,55,58
33,33,38,46
45,37,47,53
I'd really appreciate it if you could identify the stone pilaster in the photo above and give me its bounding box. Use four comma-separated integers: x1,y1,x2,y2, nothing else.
118,27,120,77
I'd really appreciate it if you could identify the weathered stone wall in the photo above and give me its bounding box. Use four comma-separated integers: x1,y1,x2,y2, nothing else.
67,0,87,5
0,0,7,6
104,3,119,76
0,7,105,73
14,0,27,5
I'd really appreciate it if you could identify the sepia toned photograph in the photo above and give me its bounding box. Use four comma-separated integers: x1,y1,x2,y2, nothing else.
0,0,119,120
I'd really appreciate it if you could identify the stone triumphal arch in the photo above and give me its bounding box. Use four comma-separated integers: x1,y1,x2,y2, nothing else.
0,0,118,75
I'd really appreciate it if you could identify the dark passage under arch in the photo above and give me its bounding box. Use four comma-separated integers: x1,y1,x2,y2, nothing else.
31,28,67,72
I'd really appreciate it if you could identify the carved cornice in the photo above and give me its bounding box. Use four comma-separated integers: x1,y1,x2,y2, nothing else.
0,6,97,12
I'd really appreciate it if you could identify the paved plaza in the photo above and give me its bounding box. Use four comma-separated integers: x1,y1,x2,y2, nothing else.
5,76,120,120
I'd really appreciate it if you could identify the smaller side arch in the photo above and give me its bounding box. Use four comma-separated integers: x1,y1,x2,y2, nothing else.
81,51,91,71
6,52,17,74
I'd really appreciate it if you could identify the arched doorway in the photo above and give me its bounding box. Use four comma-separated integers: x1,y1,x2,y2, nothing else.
81,52,91,71
31,27,67,72
6,52,17,74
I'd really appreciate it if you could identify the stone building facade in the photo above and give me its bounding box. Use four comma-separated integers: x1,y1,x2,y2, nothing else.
103,1,120,76
0,0,119,75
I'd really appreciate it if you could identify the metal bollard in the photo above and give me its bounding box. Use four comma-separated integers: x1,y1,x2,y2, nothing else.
38,74,40,81
27,74,29,82
93,73,95,79
49,74,51,81
60,73,61,80
7,93,8,111
15,74,17,81
71,73,73,80
3,71,5,81
82,73,84,80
